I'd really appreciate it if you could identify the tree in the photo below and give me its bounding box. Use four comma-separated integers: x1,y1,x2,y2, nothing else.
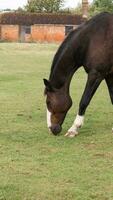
89,0,113,16
17,7,25,12
72,3,82,15
25,0,64,13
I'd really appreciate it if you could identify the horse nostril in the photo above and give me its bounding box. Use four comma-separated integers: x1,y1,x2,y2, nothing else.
50,125,62,135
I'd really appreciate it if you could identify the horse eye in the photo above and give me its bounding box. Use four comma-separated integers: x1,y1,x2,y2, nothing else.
60,111,65,114
47,101,52,111
47,101,51,107
47,100,50,105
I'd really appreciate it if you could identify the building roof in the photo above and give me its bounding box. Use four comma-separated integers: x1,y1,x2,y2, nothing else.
0,12,83,26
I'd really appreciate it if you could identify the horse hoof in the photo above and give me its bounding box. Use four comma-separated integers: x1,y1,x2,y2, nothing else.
65,131,78,138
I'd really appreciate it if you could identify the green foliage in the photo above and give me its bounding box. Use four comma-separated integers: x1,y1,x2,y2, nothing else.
73,3,82,15
89,0,113,16
16,7,25,13
61,2,82,15
25,0,64,13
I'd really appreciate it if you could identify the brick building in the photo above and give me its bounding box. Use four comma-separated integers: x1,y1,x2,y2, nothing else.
0,12,83,42
0,0,89,43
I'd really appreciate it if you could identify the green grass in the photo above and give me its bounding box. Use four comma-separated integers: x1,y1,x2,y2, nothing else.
0,43,113,200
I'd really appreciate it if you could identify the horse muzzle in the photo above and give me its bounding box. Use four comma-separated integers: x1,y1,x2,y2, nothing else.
49,124,62,135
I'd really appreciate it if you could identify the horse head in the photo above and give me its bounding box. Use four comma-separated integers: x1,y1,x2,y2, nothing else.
44,79,72,135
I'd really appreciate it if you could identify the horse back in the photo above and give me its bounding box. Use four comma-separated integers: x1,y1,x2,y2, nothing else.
82,12,113,75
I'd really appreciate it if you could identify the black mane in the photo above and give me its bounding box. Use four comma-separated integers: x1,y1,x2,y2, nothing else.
49,24,83,81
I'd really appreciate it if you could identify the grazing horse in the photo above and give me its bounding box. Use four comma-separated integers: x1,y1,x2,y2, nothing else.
44,12,113,137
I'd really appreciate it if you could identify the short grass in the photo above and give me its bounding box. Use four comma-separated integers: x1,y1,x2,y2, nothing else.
0,43,113,200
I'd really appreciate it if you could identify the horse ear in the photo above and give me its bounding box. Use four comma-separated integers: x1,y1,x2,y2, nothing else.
43,79,49,87
43,79,54,92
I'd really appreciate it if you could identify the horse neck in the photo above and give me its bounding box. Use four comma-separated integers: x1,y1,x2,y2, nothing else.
49,27,84,90
63,68,77,94
49,50,79,90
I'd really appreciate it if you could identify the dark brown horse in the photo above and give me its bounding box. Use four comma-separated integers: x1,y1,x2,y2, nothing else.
44,12,113,137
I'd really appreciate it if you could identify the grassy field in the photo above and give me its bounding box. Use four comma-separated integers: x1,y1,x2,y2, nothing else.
0,43,113,200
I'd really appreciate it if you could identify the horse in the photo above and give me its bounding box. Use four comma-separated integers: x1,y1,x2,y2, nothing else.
43,12,113,138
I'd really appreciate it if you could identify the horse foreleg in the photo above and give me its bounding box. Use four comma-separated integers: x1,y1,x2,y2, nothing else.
65,71,102,138
65,114,84,137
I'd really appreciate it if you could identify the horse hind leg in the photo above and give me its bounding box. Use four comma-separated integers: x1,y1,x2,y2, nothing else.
105,74,113,133
105,74,113,104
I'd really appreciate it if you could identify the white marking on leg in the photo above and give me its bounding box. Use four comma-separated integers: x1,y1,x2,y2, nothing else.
65,114,84,138
47,109,52,129
74,114,84,128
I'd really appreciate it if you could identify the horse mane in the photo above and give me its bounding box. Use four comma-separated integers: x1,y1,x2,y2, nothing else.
49,24,84,81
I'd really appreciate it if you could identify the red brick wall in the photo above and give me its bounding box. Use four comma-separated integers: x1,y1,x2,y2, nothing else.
0,24,76,42
32,24,65,42
1,25,19,41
